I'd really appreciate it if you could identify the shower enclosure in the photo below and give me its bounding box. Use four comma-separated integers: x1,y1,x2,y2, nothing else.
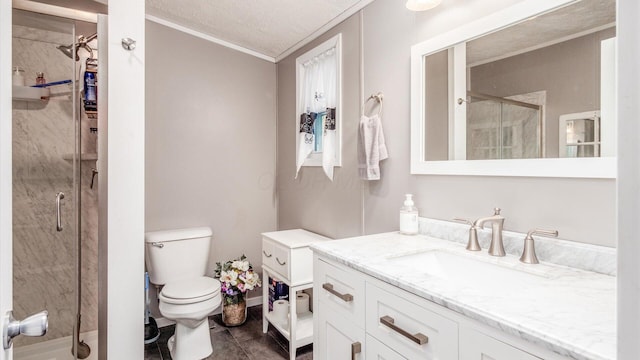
11,8,98,360
466,91,543,160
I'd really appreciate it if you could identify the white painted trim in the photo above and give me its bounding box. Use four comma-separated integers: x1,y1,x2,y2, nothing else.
12,0,97,23
144,14,276,63
0,0,12,358
105,0,145,358
146,0,375,64
155,296,264,328
410,0,617,178
275,0,375,62
617,0,640,357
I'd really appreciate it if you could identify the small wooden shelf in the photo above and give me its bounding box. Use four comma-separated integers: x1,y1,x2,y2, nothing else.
264,311,313,344
84,110,98,119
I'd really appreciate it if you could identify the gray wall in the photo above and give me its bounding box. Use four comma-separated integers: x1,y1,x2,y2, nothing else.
277,14,363,239
145,20,277,307
277,0,616,247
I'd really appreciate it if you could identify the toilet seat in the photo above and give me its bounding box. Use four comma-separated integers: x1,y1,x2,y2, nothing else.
160,276,221,305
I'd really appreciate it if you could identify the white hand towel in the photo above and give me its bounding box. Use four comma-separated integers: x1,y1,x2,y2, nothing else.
358,114,388,180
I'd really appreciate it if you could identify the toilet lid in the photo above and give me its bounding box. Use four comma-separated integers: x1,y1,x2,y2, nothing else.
161,276,221,300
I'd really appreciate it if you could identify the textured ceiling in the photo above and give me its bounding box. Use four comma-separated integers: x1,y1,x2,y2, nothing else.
146,0,364,59
467,0,616,66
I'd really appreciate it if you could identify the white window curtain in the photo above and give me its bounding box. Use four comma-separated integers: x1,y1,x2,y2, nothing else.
295,47,338,180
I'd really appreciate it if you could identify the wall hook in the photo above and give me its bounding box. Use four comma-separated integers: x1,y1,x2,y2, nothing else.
121,38,136,51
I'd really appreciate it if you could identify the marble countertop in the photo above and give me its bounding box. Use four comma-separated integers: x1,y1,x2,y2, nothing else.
311,232,616,360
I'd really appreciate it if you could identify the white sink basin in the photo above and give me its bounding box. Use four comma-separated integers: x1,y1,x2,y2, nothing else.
385,250,549,291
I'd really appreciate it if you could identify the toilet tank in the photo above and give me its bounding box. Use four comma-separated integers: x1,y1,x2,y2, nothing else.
145,227,212,285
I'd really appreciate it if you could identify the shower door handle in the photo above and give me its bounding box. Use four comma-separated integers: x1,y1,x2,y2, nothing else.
56,192,65,231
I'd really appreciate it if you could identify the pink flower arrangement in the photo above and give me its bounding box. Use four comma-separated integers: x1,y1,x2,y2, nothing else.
214,255,261,304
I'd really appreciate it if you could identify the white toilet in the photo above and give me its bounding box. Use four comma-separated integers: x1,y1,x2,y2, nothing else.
145,227,221,360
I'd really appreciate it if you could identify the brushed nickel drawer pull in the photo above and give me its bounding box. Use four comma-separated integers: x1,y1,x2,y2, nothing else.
380,315,429,345
322,283,353,302
276,257,286,266
351,341,361,360
262,250,272,258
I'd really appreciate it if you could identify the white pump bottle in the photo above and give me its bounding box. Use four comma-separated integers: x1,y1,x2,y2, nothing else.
399,194,419,235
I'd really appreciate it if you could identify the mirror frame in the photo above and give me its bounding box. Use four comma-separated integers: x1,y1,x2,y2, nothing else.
410,0,616,178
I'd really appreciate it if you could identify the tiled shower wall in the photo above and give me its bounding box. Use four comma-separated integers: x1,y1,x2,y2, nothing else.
12,24,98,346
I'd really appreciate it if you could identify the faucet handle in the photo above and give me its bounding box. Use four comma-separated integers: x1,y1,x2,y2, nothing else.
493,208,502,216
453,218,481,251
520,229,559,264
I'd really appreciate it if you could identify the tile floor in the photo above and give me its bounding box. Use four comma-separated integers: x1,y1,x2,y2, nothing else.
144,305,313,360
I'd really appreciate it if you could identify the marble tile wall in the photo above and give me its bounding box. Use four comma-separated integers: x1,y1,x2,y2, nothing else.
12,24,98,347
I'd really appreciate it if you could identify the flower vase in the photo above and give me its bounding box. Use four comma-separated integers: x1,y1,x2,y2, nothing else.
222,294,247,326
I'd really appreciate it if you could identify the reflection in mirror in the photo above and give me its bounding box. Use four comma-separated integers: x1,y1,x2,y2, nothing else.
559,111,601,157
423,0,616,161
466,92,542,160
424,49,449,161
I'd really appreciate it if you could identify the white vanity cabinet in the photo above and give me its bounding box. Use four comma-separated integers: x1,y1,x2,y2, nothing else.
314,255,569,360
460,327,542,360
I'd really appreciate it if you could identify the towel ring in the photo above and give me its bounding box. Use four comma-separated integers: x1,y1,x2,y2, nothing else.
362,92,383,117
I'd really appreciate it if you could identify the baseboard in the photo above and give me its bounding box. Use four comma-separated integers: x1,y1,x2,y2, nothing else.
155,295,263,328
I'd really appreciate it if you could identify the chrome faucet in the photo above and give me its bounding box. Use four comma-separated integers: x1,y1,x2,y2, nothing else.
475,208,505,256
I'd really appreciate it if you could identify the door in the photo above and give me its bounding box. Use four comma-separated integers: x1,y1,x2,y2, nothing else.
366,335,407,360
460,327,542,360
3,5,82,359
316,301,365,360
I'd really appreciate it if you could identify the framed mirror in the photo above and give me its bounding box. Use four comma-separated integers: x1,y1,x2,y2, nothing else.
410,0,616,178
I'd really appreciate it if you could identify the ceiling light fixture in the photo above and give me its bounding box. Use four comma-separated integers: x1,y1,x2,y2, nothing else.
406,0,442,11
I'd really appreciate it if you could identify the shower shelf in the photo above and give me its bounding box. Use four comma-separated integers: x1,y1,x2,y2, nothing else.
62,153,98,161
12,85,50,101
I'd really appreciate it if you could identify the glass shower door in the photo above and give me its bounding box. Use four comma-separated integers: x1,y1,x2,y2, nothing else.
12,9,79,359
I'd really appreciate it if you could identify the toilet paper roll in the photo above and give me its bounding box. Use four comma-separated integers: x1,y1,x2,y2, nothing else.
296,292,310,315
272,299,289,323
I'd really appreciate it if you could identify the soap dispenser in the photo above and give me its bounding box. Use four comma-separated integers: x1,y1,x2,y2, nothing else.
399,194,419,235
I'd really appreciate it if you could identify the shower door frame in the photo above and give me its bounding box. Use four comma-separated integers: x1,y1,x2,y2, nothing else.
2,0,146,358
4,3,96,359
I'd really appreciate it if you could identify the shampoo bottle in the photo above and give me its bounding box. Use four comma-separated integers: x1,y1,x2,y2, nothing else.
399,194,419,235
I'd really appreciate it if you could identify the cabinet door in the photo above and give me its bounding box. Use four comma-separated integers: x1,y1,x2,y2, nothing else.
315,300,365,360
460,327,542,360
366,335,408,360
315,258,365,327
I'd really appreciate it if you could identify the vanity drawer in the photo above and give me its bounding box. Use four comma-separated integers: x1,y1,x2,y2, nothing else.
367,334,407,359
460,327,542,360
366,283,458,360
262,238,291,280
316,257,366,328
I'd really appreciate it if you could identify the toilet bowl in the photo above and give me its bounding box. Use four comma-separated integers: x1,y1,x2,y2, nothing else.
159,276,221,360
145,227,220,360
